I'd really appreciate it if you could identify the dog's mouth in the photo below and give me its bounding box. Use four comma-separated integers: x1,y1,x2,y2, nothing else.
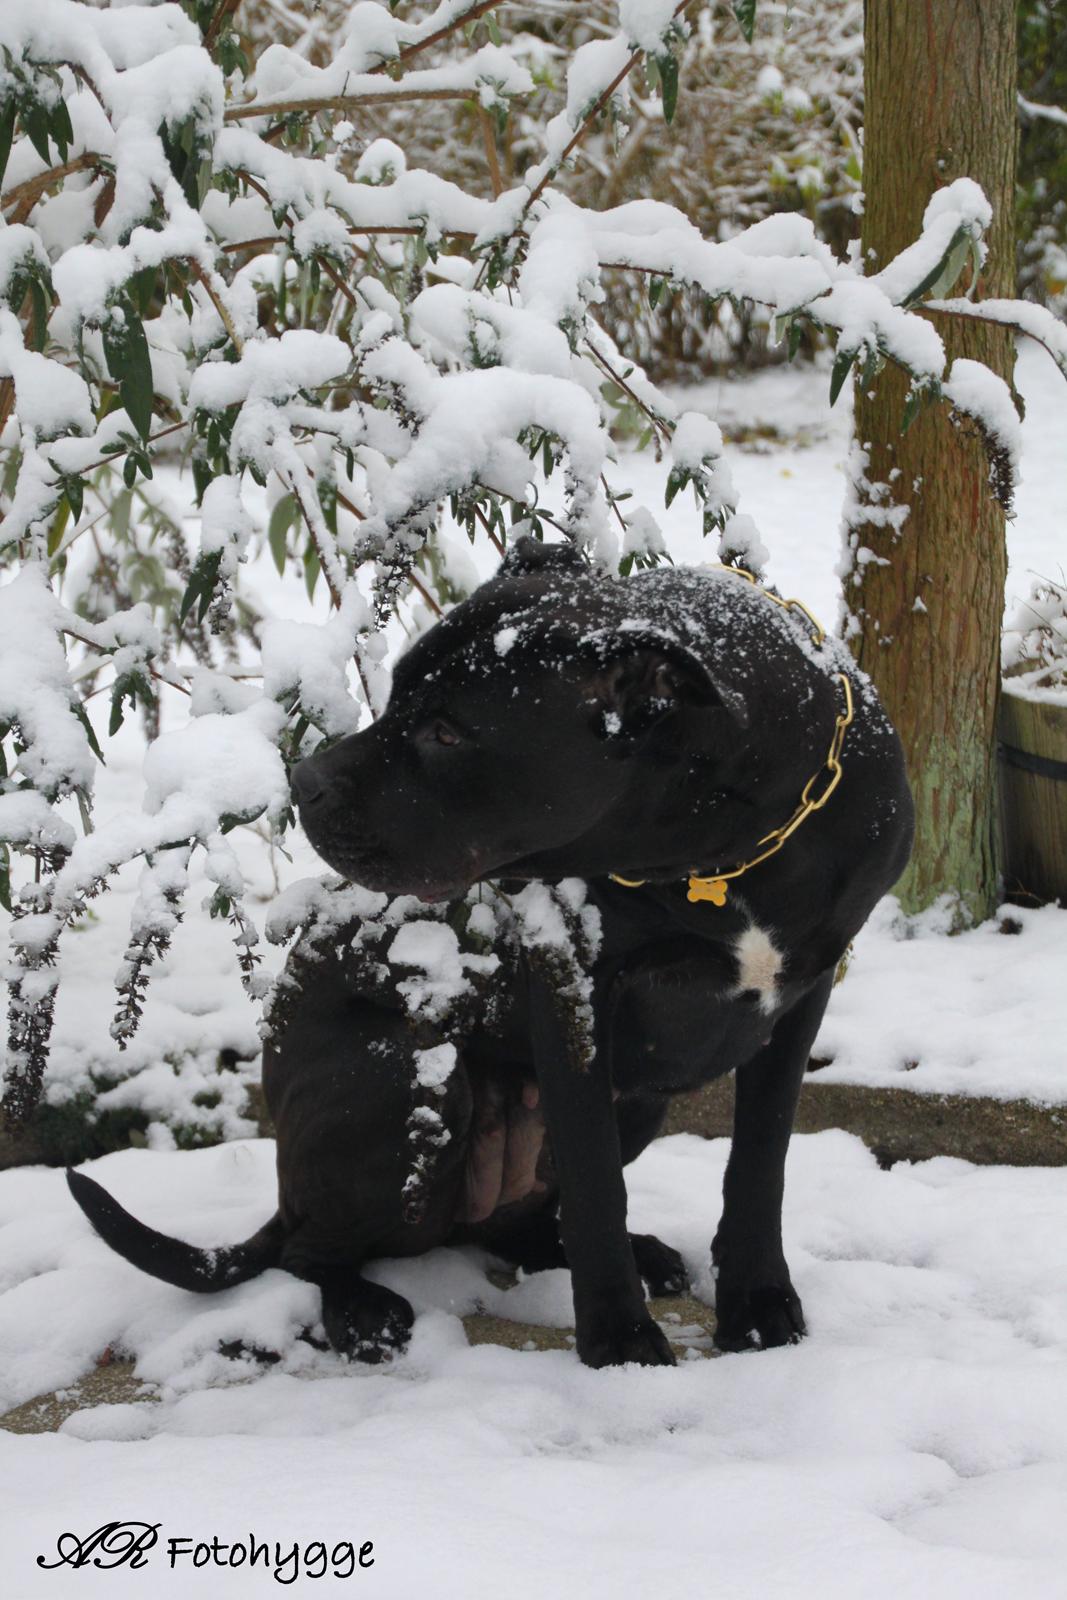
298,818,479,905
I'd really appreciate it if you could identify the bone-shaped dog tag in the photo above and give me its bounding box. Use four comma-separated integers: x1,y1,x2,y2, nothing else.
687,876,728,906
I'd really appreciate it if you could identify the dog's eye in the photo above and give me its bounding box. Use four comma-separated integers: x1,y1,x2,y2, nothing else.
426,720,461,747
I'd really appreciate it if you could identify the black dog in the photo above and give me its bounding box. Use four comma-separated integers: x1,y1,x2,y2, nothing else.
68,540,912,1368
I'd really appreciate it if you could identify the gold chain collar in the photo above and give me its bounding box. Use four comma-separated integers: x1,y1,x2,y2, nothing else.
609,567,855,908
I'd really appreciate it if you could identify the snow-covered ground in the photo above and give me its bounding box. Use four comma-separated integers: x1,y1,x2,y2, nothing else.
3,1132,1067,1597
2,344,1065,1596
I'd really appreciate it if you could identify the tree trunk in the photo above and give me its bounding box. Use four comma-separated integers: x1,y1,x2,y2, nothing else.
843,0,1017,924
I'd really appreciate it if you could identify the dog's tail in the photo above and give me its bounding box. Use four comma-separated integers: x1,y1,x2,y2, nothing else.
66,1168,284,1293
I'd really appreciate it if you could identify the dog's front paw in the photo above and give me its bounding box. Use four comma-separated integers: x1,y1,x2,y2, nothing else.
577,1313,677,1369
713,1278,805,1353
629,1232,690,1297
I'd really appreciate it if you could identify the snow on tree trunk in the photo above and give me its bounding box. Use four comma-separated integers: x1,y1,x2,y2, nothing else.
843,0,1018,925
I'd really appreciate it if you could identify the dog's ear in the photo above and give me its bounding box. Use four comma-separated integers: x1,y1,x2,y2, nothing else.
498,535,586,578
583,642,749,740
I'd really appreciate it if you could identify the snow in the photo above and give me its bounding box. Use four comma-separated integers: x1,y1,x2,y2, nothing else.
0,567,97,800
0,313,94,442
943,358,1023,479
388,919,497,1022
142,702,289,829
3,1132,1067,1595
238,43,532,117
620,0,682,56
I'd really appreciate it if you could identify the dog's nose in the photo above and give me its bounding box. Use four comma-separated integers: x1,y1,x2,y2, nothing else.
290,759,325,806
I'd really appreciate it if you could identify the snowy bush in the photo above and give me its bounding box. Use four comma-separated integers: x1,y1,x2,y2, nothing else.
232,0,867,376
1003,574,1067,699
0,0,1059,1137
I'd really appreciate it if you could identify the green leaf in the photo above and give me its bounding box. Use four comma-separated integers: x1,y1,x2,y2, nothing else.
268,493,296,575
130,265,158,317
50,96,73,162
64,475,83,523
28,278,48,351
121,317,154,440
829,346,856,408
22,100,53,166
656,52,679,125
733,0,758,42
47,497,70,556
904,223,972,306
303,542,320,602
0,101,15,192
648,276,664,310
73,702,105,764
179,549,223,624
102,304,155,441
111,487,132,541
787,318,805,361
0,843,11,915
108,674,136,737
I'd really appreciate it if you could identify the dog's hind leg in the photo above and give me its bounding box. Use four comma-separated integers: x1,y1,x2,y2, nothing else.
265,984,474,1363
294,1263,415,1364
482,1209,689,1296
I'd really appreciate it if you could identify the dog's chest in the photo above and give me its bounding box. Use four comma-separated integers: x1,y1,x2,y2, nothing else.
600,920,787,1093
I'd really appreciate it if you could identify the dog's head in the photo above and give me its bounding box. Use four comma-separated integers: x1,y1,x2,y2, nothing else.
292,539,763,900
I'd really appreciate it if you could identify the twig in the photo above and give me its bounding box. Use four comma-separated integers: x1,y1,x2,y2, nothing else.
316,253,360,309
474,0,694,290
408,568,445,617
188,259,245,354
478,105,504,198
583,340,673,446
77,419,188,480
226,88,472,123
284,471,345,610
221,235,285,254
203,0,243,53
474,504,506,556
1,152,107,218
524,1,692,215
371,1,504,76
921,301,1066,376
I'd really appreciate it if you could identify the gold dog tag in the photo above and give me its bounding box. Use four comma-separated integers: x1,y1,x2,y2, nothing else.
687,876,728,906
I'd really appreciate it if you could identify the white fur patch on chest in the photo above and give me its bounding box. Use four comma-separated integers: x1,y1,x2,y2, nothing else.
732,923,783,1014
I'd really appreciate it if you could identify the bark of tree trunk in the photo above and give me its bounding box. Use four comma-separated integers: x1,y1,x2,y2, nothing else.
843,0,1017,924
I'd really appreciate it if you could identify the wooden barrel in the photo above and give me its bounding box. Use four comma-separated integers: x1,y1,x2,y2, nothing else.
999,684,1067,903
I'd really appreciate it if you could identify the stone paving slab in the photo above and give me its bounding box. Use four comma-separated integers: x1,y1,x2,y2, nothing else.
664,1075,1067,1167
